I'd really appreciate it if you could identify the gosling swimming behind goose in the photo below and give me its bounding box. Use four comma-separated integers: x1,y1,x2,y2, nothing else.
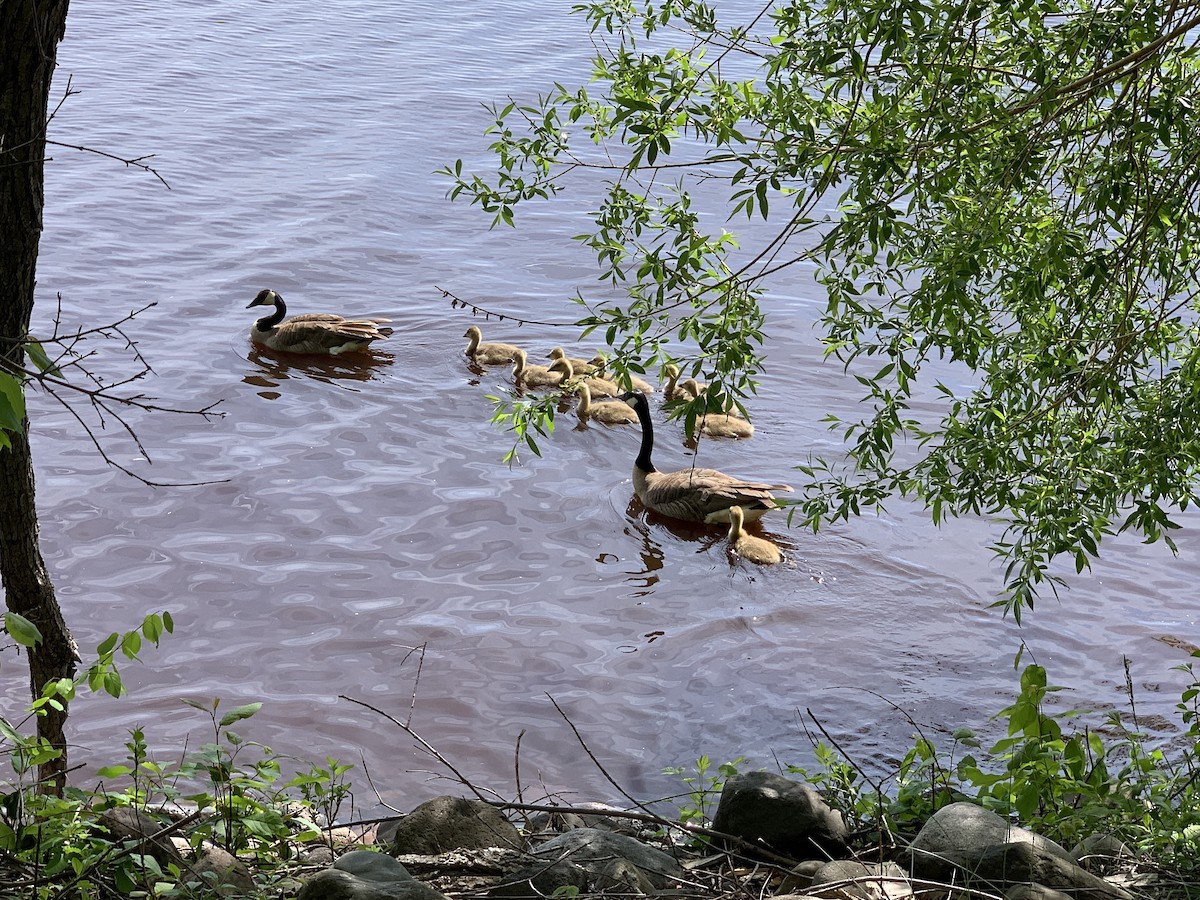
576,383,639,426
663,364,706,401
619,390,792,524
548,347,601,375
512,349,572,389
465,325,522,366
727,505,783,565
246,289,393,355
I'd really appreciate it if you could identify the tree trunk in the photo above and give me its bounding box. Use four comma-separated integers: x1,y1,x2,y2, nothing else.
0,0,76,794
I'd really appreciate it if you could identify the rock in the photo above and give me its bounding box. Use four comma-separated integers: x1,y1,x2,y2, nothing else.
97,807,185,872
711,771,849,858
909,802,1072,862
777,859,824,893
185,845,254,895
527,802,636,836
384,797,522,856
297,850,447,900
903,803,1134,899
1071,834,1136,874
491,827,682,898
904,831,1133,900
809,860,912,900
337,850,416,882
1006,884,1075,900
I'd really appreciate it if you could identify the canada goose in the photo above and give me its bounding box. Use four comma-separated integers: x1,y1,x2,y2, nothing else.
512,349,572,389
246,289,393,355
619,390,792,524
663,364,706,401
576,383,639,426
727,505,783,565
464,325,522,365
548,347,601,375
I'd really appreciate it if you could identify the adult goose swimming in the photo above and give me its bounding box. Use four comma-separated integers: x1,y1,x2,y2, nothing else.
465,325,522,366
619,390,793,524
247,289,393,355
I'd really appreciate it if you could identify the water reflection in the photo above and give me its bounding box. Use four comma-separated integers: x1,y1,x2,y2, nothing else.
244,344,395,393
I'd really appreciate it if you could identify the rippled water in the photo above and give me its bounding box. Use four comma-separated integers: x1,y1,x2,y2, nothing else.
13,1,1197,809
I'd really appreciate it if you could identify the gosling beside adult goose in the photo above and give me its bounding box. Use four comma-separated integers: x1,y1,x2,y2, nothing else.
726,505,783,565
619,390,792,524
575,383,639,426
246,289,393,355
465,325,522,366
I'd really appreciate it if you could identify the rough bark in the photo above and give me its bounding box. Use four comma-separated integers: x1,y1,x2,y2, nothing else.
0,0,77,794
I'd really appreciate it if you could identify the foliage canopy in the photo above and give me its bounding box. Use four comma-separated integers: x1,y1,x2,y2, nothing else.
444,0,1200,618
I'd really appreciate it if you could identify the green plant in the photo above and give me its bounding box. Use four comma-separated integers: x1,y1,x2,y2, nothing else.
664,754,744,827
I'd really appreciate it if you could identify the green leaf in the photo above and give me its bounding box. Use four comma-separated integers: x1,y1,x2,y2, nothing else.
96,764,134,779
219,702,262,727
0,373,25,436
25,340,61,377
4,612,42,648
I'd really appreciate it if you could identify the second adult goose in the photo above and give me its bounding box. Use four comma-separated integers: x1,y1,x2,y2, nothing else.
465,325,522,366
619,390,792,524
726,505,783,565
247,289,393,355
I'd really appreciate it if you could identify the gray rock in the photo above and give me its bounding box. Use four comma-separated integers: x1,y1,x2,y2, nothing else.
809,860,912,900
711,771,849,858
336,850,415,881
1006,884,1074,900
97,807,184,872
491,827,682,898
1071,834,1136,873
298,850,447,900
185,845,254,895
298,869,446,900
904,838,1133,900
385,797,522,856
909,802,1071,862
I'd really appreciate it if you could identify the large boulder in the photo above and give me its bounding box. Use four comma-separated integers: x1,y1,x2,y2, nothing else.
909,802,1071,861
384,797,523,856
298,850,447,900
97,807,185,872
711,771,849,858
902,804,1132,900
491,828,682,898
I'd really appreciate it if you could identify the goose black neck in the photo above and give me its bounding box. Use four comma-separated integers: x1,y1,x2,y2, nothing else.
627,392,657,474
256,295,287,331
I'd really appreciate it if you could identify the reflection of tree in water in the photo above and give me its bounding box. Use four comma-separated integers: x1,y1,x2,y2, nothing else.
244,345,395,399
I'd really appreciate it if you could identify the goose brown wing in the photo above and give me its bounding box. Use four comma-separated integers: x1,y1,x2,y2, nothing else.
273,319,392,351
645,468,792,521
